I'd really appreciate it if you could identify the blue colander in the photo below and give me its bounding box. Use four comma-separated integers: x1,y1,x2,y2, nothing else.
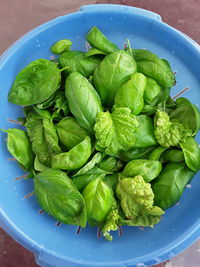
0,4,200,267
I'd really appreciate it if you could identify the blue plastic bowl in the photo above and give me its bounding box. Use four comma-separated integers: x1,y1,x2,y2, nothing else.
0,4,200,267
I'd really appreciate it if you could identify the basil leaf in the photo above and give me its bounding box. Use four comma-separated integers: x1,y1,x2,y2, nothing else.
114,73,146,115
73,152,103,177
59,51,101,78
99,157,123,172
148,147,167,161
51,39,72,54
65,72,103,133
119,146,156,162
55,117,88,150
123,159,162,182
152,163,195,210
34,170,86,227
85,47,107,57
134,115,157,147
82,178,113,226
144,77,161,105
51,136,91,170
72,167,108,191
94,107,138,156
170,97,200,136
86,26,118,54
131,49,175,88
180,137,200,171
34,156,49,172
1,128,34,171
162,148,184,163
93,50,137,106
8,59,61,105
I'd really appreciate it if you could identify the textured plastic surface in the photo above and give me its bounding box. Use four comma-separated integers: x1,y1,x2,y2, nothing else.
0,4,200,267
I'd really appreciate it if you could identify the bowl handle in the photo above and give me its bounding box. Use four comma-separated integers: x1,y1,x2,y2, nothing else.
79,4,162,22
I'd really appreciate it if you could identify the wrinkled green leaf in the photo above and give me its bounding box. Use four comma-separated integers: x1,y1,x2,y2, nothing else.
34,170,86,227
82,178,113,226
25,112,61,166
94,108,138,156
93,50,137,106
101,209,119,241
154,110,192,147
86,26,118,54
152,162,195,210
65,72,103,132
51,136,91,170
55,117,88,150
123,159,162,182
8,59,61,105
117,176,164,227
1,128,34,171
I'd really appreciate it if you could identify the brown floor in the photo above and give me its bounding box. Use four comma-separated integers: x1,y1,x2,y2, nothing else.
0,0,200,266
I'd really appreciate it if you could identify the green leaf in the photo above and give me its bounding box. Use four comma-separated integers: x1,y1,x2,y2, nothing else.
1,128,34,171
101,209,119,241
72,166,108,191
34,156,49,172
148,147,167,161
8,59,61,105
34,170,86,227
73,152,103,177
86,26,118,54
102,173,119,190
82,178,113,226
25,113,61,166
55,117,88,150
162,148,184,163
53,92,69,117
134,115,157,147
65,72,103,133
131,49,175,88
152,162,195,209
59,51,101,78
144,77,161,105
85,47,107,57
114,73,146,115
154,110,192,147
170,97,200,136
123,159,162,182
51,136,91,170
51,39,72,54
116,176,164,227
93,50,137,106
94,108,139,156
99,156,123,172
119,146,156,162
180,137,200,172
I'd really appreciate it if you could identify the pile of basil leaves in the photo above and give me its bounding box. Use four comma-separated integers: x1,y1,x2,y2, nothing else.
4,27,200,241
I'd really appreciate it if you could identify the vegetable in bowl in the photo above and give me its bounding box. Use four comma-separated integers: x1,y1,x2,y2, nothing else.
2,26,200,241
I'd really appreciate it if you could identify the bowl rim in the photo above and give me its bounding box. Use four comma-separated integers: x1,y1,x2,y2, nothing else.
0,4,200,267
